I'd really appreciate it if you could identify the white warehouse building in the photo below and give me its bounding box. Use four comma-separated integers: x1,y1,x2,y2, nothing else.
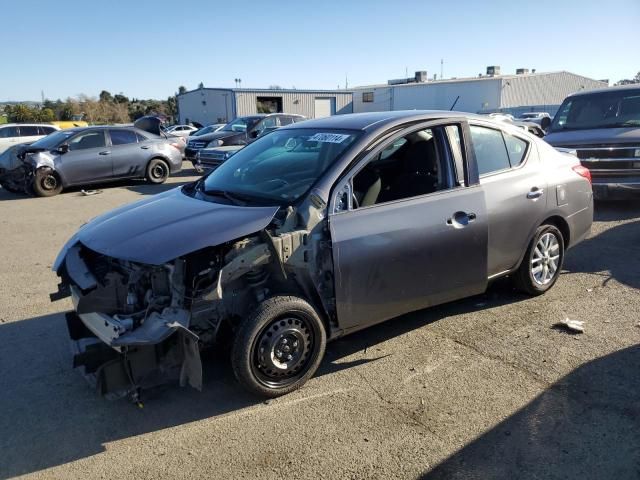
177,87,353,125
353,68,608,117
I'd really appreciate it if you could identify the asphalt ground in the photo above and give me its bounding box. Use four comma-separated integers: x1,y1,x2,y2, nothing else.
1,166,638,479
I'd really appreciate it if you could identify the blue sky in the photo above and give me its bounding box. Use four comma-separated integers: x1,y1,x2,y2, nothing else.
2,0,638,101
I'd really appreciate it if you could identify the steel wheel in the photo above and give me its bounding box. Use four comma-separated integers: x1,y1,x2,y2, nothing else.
231,296,327,397
252,316,314,388
151,163,167,180
530,232,560,285
146,159,170,184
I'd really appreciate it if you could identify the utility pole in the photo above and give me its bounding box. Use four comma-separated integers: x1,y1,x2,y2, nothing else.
345,74,348,90
441,59,444,80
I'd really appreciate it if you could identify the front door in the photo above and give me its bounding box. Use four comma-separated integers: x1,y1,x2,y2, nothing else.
328,123,488,332
58,130,112,185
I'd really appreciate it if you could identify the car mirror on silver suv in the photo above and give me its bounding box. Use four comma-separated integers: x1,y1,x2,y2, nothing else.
57,144,70,154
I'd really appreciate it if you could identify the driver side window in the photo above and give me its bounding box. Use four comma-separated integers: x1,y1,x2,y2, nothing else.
347,126,459,210
68,131,106,151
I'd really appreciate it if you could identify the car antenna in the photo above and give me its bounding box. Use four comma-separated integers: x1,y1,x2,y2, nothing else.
450,96,460,111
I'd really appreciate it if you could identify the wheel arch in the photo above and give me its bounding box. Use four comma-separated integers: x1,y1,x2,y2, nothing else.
513,215,570,272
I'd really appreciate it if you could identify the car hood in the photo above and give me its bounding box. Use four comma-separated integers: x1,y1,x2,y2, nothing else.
190,131,242,142
60,187,279,265
545,127,640,147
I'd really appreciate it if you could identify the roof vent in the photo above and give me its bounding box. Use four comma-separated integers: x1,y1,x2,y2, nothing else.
516,68,529,75
486,66,501,76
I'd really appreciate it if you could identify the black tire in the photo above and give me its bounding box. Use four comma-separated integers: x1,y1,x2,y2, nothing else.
146,158,170,184
513,224,565,296
31,169,63,197
231,296,327,398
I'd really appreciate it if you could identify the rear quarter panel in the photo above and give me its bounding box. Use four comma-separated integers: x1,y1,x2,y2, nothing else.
539,141,593,248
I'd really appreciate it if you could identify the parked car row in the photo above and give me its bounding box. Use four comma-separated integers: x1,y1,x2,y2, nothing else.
0,123,60,154
186,113,306,172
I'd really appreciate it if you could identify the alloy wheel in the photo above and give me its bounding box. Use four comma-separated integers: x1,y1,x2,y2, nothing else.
531,232,560,285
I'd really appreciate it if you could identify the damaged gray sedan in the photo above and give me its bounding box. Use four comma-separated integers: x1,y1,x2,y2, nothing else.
51,111,593,400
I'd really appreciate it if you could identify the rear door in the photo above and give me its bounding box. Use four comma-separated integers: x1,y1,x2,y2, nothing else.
329,121,488,332
108,129,147,178
468,124,548,276
58,130,112,184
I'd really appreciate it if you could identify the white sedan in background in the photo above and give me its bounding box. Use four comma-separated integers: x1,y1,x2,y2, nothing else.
165,124,198,137
0,123,60,154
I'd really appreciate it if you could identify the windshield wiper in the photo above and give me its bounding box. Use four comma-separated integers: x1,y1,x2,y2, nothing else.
202,188,248,205
599,121,640,129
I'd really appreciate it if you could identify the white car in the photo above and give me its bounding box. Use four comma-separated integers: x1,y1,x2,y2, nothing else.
164,124,198,137
0,123,60,154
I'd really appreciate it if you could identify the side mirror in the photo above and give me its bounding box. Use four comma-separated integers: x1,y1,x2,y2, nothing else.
57,144,69,154
249,130,259,139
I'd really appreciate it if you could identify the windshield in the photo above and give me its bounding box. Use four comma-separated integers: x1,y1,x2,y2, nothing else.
519,113,539,119
198,128,360,205
549,89,640,132
193,126,214,136
221,116,263,133
29,130,76,149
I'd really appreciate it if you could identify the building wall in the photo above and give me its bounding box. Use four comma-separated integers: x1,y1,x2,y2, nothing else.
353,79,502,114
498,72,608,117
353,72,609,117
234,90,353,118
177,89,235,125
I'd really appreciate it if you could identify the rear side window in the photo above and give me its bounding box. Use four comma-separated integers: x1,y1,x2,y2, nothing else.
38,126,56,135
503,133,528,166
279,116,295,126
19,126,39,136
110,129,138,145
469,126,511,175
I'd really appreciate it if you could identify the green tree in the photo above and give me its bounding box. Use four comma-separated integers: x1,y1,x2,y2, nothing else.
114,93,129,104
178,85,187,94
99,90,113,103
615,71,640,85
38,108,56,122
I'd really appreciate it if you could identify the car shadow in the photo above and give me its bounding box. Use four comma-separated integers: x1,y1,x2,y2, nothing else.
594,199,640,222
421,344,640,480
563,219,640,289
0,280,524,478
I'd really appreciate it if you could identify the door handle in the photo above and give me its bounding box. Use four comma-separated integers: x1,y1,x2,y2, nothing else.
140,145,150,149
99,151,111,155
527,187,544,199
447,211,476,227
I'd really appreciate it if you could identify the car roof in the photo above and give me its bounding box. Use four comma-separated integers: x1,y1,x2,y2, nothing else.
1,123,59,128
568,84,640,98
285,110,487,132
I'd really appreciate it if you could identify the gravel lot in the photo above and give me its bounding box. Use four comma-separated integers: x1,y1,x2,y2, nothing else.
1,165,639,480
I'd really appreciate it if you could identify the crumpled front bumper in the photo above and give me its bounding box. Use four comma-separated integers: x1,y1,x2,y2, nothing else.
52,244,202,400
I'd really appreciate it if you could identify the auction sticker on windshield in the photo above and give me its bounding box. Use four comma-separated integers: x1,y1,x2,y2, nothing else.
308,133,351,143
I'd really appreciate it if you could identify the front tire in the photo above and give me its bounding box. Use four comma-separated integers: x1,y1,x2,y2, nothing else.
231,296,327,398
513,224,565,296
31,169,63,197
146,158,170,184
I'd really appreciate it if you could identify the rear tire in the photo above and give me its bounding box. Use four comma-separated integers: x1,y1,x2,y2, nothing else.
31,169,63,197
513,224,564,296
146,158,170,184
231,296,327,398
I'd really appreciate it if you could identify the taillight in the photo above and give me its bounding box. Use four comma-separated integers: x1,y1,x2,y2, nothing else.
572,165,592,184
170,142,182,151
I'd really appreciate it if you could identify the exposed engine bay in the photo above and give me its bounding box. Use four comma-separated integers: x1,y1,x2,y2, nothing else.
51,202,336,401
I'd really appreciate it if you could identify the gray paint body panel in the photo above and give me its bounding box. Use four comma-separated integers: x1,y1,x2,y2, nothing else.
330,186,488,332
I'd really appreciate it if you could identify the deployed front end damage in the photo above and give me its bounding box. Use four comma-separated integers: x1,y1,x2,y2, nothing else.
51,195,335,400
